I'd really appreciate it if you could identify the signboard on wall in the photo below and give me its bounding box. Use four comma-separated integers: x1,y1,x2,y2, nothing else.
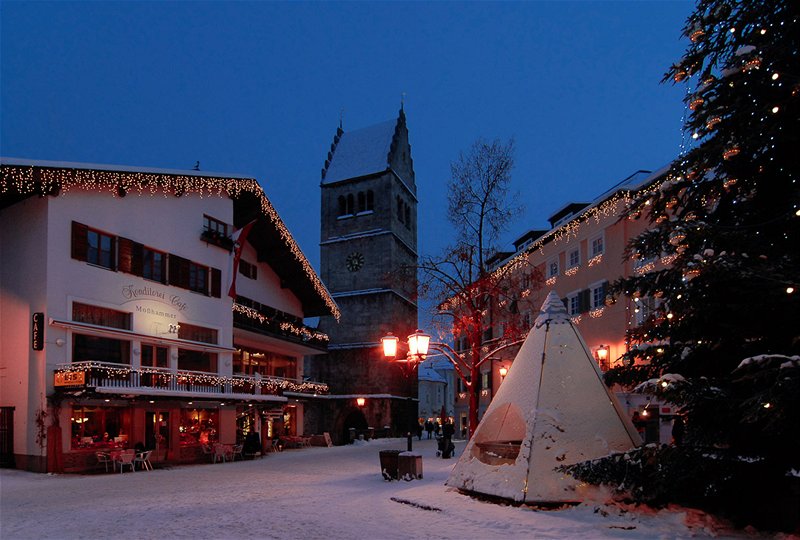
54,371,86,387
31,312,44,351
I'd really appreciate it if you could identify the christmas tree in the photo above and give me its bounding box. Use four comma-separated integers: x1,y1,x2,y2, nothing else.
564,0,799,530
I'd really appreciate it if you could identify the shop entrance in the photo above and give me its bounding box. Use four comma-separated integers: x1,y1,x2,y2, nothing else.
145,411,170,452
0,407,14,468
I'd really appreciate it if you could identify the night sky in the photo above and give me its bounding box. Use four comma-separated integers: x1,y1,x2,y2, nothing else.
1,1,692,271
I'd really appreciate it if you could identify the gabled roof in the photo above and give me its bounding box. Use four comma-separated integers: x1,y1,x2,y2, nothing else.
321,112,405,185
0,157,339,319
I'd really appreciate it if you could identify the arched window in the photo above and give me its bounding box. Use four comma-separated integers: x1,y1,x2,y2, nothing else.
338,196,346,216
405,205,411,228
358,192,366,213
397,196,404,223
366,190,374,211
347,194,354,215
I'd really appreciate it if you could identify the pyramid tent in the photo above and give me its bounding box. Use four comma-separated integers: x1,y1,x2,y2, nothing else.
446,291,641,503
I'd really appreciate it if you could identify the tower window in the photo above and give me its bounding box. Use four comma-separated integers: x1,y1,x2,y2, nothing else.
404,205,411,229
347,194,354,215
367,190,374,211
338,195,347,216
397,196,404,223
358,192,366,213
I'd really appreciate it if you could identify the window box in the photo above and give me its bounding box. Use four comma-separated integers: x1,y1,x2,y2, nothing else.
200,229,234,251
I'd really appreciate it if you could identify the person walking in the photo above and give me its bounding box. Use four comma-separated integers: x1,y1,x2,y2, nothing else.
425,420,433,439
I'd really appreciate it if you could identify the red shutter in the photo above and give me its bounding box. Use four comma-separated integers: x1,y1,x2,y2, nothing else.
211,268,221,298
118,238,133,274
71,221,88,261
131,242,144,276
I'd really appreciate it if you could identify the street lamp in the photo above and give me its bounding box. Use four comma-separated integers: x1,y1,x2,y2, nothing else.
594,344,610,371
356,397,366,407
499,366,508,380
380,329,525,439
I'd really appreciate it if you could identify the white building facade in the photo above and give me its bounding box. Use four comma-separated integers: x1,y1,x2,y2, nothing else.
0,159,338,472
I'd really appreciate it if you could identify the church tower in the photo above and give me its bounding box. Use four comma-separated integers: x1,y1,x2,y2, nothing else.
306,108,419,443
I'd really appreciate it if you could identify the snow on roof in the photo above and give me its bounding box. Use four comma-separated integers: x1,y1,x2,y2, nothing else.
418,364,447,383
322,119,397,184
0,157,254,180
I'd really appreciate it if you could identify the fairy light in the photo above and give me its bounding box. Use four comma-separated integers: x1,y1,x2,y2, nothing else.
1,163,340,320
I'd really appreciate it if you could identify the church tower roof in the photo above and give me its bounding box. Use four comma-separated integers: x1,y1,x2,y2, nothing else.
321,109,410,186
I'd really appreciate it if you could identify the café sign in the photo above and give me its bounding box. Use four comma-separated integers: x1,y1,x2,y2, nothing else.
55,371,86,387
32,312,44,351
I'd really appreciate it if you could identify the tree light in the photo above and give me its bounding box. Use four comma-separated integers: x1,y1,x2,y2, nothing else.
771,73,779,80
772,106,780,114
787,287,795,294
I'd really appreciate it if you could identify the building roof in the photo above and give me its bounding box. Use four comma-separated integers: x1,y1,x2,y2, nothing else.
321,114,403,185
418,364,448,383
0,157,340,319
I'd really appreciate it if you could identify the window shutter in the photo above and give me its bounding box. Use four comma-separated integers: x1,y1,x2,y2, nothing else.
579,289,591,313
168,254,188,287
71,221,88,261
211,268,221,298
118,238,133,274
131,242,144,276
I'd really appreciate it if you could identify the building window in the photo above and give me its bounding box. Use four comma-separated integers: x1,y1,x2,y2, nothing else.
522,273,531,289
591,234,605,257
71,405,128,449
568,247,580,268
178,322,218,345
203,215,228,237
568,294,580,315
591,282,607,309
358,192,366,213
177,349,217,373
366,190,374,211
481,371,489,390
188,262,208,294
522,311,532,329
73,334,130,365
141,344,168,368
239,260,257,280
72,302,131,330
635,296,659,326
338,196,347,216
547,257,559,278
397,196,404,223
86,229,115,270
143,248,166,283
347,194,355,215
405,205,411,228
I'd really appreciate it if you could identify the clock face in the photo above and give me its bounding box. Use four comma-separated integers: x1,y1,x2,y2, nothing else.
346,252,365,272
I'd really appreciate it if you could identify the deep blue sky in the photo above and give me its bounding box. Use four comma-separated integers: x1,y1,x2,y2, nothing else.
1,1,692,272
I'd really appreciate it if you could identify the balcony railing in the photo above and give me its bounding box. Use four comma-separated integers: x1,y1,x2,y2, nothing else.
232,303,329,350
53,361,328,398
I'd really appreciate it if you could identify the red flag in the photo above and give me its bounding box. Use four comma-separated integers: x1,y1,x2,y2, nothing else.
228,219,257,299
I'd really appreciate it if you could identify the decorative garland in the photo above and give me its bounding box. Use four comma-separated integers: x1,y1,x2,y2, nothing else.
0,163,340,320
232,303,329,343
55,361,329,395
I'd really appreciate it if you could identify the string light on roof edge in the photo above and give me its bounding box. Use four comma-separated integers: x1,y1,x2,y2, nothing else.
0,164,341,320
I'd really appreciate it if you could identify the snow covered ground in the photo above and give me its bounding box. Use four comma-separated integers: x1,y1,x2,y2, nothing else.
0,437,773,539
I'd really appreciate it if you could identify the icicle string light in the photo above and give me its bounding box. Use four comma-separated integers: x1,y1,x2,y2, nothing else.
1,163,340,320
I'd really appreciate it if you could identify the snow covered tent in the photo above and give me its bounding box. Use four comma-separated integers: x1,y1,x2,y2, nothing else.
446,291,641,503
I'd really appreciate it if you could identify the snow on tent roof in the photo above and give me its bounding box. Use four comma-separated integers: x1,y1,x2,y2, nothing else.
322,119,397,184
446,291,641,504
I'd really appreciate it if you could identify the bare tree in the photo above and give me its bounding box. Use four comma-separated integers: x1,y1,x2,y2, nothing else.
419,137,538,438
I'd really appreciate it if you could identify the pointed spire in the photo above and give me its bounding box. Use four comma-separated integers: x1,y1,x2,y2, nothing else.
535,290,570,327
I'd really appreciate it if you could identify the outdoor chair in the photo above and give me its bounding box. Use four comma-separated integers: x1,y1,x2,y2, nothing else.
231,444,243,461
117,449,136,473
95,451,112,473
213,443,227,463
134,450,153,471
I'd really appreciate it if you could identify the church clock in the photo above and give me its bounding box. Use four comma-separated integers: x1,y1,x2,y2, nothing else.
345,252,364,272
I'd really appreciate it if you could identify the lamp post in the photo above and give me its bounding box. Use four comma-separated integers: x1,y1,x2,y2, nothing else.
381,329,524,439
499,366,508,380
